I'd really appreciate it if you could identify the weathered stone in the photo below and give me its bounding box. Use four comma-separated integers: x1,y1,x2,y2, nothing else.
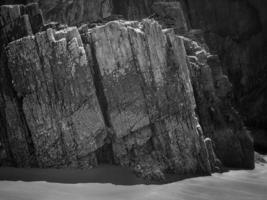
152,2,188,33
0,3,46,167
204,138,222,172
0,3,45,49
178,0,267,152
182,36,254,169
81,19,211,179
0,0,260,180
6,27,107,168
0,15,33,45
112,0,267,153
35,0,113,26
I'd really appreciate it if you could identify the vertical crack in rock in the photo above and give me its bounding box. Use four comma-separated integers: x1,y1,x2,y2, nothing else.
6,27,108,168
0,50,38,167
0,3,46,167
1,1,258,180
81,19,212,180
182,36,254,169
16,96,38,167
86,36,112,128
85,33,115,164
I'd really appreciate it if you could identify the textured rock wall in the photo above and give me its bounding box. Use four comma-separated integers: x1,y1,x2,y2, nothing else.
178,0,267,152
0,0,259,179
35,0,113,26
1,0,113,26
182,36,254,168
0,3,44,167
81,20,211,179
112,0,267,153
0,3,214,180
112,0,255,168
6,27,107,168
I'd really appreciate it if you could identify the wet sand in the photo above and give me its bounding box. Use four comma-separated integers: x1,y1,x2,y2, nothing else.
0,158,266,200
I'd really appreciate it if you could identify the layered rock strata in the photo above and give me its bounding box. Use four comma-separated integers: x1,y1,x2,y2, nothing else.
0,1,258,179
36,0,113,26
1,18,214,179
80,20,211,179
112,0,267,153
6,27,108,168
112,0,255,169
182,36,254,168
0,3,44,167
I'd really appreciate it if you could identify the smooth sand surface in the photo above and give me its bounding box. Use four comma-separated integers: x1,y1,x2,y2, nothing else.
0,159,266,200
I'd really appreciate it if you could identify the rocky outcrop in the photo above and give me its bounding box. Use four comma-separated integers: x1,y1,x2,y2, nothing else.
0,0,113,26
0,3,44,44
35,0,113,26
151,2,188,34
112,0,255,168
112,0,267,153
177,0,267,153
6,27,108,168
0,3,45,167
80,20,211,179
0,1,259,179
0,2,214,180
182,36,254,168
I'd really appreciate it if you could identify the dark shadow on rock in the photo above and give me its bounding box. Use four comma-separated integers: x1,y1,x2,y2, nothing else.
0,165,146,185
0,165,219,185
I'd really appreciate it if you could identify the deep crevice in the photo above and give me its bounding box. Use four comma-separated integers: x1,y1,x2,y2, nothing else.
87,35,115,164
16,96,38,167
1,51,38,167
88,39,111,129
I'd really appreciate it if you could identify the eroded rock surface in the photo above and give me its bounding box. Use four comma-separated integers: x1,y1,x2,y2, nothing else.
6,27,107,168
81,19,211,179
0,1,259,180
37,0,113,26
1,4,214,178
182,36,254,168
112,0,267,154
0,3,45,167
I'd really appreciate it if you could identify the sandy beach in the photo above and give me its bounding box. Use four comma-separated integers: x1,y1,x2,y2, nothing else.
0,157,266,200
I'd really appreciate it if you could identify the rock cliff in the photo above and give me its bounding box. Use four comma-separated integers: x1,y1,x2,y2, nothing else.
0,0,260,180
0,3,214,180
112,0,267,153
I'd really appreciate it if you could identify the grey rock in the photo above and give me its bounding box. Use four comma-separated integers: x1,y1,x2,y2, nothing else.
6,27,107,168
81,19,211,179
182,36,254,169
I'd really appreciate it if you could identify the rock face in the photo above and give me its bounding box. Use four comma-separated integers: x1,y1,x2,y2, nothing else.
0,3,44,44
35,0,113,26
81,20,211,179
179,0,267,153
6,27,107,168
182,36,254,168
0,0,113,26
152,2,188,33
0,1,259,179
0,3,45,167
112,0,267,153
0,3,214,180
112,0,255,168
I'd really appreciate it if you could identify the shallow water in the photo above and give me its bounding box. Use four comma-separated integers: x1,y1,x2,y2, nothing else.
0,160,266,200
